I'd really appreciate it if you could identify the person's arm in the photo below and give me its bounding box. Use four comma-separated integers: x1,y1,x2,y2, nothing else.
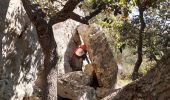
83,54,90,64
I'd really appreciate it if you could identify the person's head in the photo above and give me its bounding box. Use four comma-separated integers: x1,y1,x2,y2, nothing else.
75,45,87,56
79,45,86,51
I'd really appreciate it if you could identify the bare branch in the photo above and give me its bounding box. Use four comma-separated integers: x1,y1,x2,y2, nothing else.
49,12,69,25
62,0,84,12
21,0,46,25
69,12,88,24
49,0,108,25
85,3,106,20
49,0,84,25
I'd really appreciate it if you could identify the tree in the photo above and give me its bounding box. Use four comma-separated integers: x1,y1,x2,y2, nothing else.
21,0,169,99
131,0,169,80
21,0,121,99
21,0,86,99
131,0,146,80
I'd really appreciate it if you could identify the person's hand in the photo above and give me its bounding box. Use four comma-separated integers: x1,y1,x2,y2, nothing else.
75,48,85,56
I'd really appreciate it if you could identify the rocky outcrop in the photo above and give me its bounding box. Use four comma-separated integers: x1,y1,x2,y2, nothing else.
1,0,85,99
48,5,85,100
1,0,44,99
57,25,119,99
58,71,96,100
53,18,84,74
77,25,118,89
101,90,120,100
104,51,170,100
1,0,118,99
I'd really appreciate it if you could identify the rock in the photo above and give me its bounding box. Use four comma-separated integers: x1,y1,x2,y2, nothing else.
58,71,93,86
1,0,85,99
23,96,40,100
96,88,112,99
1,0,44,99
49,6,85,99
111,51,170,100
58,71,96,100
95,87,120,99
101,90,120,100
77,25,118,88
53,8,85,75
84,64,95,76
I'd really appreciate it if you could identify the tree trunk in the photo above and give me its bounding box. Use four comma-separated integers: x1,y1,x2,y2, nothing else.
132,0,146,80
111,51,170,100
21,0,112,99
21,1,58,99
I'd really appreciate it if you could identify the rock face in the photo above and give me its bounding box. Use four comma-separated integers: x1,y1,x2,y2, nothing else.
1,0,85,99
110,51,170,100
1,0,118,99
48,5,85,100
1,0,44,99
53,18,84,74
77,25,118,89
57,25,119,100
58,71,96,100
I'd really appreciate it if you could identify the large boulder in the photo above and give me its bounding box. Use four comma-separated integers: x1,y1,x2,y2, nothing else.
57,71,97,100
105,51,170,100
1,0,85,99
77,25,118,89
1,0,44,99
49,5,86,100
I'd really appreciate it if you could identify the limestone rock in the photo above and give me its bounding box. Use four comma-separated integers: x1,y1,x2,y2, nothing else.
77,25,118,88
58,71,96,100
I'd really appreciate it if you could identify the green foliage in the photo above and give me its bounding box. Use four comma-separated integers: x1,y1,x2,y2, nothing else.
34,0,61,17
81,0,169,63
138,57,156,76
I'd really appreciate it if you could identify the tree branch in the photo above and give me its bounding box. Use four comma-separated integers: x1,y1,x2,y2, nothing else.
69,12,88,24
49,0,84,25
22,0,57,99
49,12,69,25
21,0,46,25
85,3,106,21
49,0,108,25
62,0,84,12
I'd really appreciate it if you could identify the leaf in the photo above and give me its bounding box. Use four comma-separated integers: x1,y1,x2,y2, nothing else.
119,0,125,5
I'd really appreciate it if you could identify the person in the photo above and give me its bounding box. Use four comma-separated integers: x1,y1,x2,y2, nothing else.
69,44,89,71
74,45,87,57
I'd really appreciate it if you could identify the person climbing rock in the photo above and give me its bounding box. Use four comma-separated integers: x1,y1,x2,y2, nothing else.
69,44,89,71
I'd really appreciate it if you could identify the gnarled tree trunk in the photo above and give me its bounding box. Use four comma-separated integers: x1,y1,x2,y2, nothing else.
21,1,58,99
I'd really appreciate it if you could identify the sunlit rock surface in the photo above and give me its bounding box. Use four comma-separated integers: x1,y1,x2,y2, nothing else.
58,71,96,100
49,4,85,100
1,0,85,99
1,0,118,99
1,0,44,99
77,25,118,89
53,13,84,75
